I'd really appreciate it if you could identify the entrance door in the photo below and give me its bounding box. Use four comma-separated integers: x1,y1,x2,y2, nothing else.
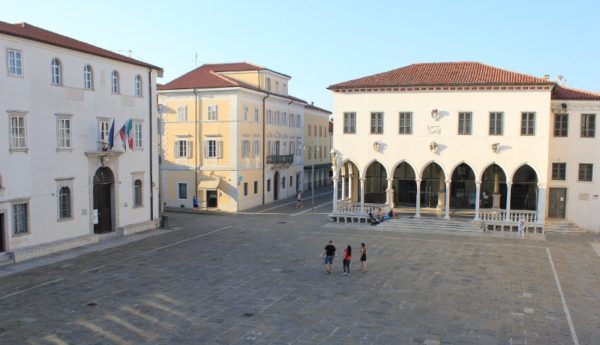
274,171,280,201
548,188,567,218
0,213,4,252
207,190,218,208
93,167,114,234
296,174,300,193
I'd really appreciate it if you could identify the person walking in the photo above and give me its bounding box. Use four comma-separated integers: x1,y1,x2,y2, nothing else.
517,217,525,239
296,191,303,208
323,240,336,274
342,245,352,276
360,243,367,272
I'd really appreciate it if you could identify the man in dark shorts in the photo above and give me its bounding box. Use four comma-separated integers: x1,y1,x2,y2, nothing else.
323,240,336,274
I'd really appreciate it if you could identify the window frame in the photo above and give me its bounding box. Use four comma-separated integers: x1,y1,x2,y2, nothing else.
7,49,23,77
489,112,503,136
133,179,143,207
254,108,259,122
12,202,29,235
56,115,73,150
111,70,120,94
370,112,383,134
84,64,94,90
398,112,412,134
178,183,188,199
174,139,192,158
581,114,596,138
254,181,258,194
578,163,593,182
521,112,536,136
8,112,27,151
207,105,218,121
243,182,248,196
458,112,472,135
177,105,188,122
133,121,143,149
554,113,568,137
51,58,62,85
343,112,356,134
552,163,566,181
205,139,222,159
135,75,143,97
58,186,72,220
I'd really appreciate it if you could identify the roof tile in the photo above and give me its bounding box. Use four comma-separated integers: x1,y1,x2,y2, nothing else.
551,85,600,101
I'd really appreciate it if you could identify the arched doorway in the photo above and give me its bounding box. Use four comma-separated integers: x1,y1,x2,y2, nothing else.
512,165,538,210
274,171,280,201
341,161,359,202
480,164,507,209
420,163,445,209
93,167,114,234
364,161,387,203
450,163,476,209
393,162,416,207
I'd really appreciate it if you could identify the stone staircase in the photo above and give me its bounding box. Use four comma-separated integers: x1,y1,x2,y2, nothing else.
544,220,587,233
373,216,483,233
0,252,14,266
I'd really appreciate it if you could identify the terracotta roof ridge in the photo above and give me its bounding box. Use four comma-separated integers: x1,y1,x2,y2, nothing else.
554,84,600,96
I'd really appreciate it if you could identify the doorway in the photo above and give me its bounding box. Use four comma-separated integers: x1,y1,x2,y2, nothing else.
548,188,567,218
93,167,114,234
296,173,300,193
207,190,218,208
274,171,280,200
0,213,5,252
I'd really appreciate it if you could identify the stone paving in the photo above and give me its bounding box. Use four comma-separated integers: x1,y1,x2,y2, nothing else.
0,190,599,344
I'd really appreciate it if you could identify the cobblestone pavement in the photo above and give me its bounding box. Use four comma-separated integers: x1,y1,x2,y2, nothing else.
1,190,600,344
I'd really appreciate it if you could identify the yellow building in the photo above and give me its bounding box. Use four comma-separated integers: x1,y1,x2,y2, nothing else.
158,62,329,212
303,104,333,190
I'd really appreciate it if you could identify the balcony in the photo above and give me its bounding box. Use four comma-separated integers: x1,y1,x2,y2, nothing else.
266,154,294,164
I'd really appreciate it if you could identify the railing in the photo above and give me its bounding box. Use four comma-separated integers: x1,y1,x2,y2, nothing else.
334,202,388,215
479,209,538,223
266,154,294,164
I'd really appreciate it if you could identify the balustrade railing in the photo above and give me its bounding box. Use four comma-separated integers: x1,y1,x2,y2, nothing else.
334,202,388,215
479,209,538,223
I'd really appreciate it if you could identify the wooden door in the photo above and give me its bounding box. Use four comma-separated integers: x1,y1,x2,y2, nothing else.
548,188,567,218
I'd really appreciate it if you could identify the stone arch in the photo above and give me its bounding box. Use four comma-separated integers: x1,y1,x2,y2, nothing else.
392,161,417,207
340,160,360,202
339,158,361,178
448,161,478,183
510,163,540,183
419,162,446,209
450,163,476,209
480,163,508,209
364,160,388,203
479,162,509,183
511,164,538,210
418,160,448,182
361,159,390,179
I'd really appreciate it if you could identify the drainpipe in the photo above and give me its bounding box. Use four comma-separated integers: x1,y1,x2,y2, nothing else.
193,88,199,200
148,69,154,221
262,93,269,205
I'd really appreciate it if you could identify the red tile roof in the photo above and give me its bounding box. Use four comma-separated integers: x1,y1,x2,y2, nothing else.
551,85,600,101
305,103,332,114
329,62,554,90
159,63,306,103
0,21,161,71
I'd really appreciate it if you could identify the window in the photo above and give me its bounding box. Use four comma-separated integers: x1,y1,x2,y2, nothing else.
58,186,72,219
290,141,295,156
283,83,287,94
489,112,503,135
178,183,188,199
134,122,143,149
253,139,260,157
579,164,593,181
178,106,188,122
244,106,248,121
319,126,322,137
207,105,218,121
275,81,279,93
135,75,143,97
370,112,383,134
275,111,280,125
254,108,259,122
133,179,143,207
554,113,568,137
175,140,192,158
399,112,412,134
111,71,120,94
458,112,472,135
297,114,301,128
7,49,23,76
282,177,285,189
83,65,93,90
581,114,596,138
308,146,312,159
51,58,62,85
9,113,27,149
267,179,271,192
242,140,250,158
266,78,271,91
254,181,258,194
282,112,287,126
267,110,272,124
243,182,248,196
521,112,535,135
205,140,222,158
344,112,356,134
267,141,273,155
57,117,72,149
308,125,312,137
289,113,294,127
98,119,110,142
290,176,293,187
12,203,28,234
552,163,566,180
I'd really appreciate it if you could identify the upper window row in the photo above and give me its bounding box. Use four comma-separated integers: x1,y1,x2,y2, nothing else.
7,49,143,97
554,113,596,138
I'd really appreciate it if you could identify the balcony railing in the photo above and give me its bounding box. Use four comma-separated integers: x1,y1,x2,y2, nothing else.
266,154,294,164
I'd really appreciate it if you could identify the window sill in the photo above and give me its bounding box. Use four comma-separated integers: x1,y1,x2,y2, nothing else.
57,217,74,223
8,73,24,78
56,148,73,153
133,205,144,209
12,231,30,238
9,147,28,153
51,83,63,87
577,180,594,183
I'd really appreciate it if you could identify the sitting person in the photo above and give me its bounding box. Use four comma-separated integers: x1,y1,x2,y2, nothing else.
368,212,380,225
384,209,395,220
376,208,385,222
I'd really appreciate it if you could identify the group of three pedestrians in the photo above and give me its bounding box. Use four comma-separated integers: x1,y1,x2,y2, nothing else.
323,240,367,276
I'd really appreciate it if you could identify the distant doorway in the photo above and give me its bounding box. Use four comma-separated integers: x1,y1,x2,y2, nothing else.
207,190,218,208
274,171,280,200
0,213,5,252
548,188,567,218
296,173,300,193
93,167,114,234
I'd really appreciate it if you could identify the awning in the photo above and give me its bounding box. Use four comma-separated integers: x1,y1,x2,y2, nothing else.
197,179,222,190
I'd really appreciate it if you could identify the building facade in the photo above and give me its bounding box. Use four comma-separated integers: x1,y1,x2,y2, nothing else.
303,104,332,191
159,63,330,212
329,62,600,232
0,22,162,261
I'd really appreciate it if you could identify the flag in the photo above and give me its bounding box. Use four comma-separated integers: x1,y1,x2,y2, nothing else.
118,121,128,151
108,119,115,150
126,119,134,150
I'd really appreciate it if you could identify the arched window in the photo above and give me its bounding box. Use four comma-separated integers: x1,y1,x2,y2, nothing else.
58,186,71,219
133,179,142,207
135,75,142,97
111,71,120,94
84,65,93,90
51,58,62,85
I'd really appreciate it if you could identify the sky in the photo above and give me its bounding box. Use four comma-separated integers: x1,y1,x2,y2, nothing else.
4,0,600,110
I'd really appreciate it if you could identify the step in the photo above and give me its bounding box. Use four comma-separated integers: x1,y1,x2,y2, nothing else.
0,252,14,266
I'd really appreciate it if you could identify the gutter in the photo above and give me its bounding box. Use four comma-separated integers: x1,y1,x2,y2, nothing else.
193,88,199,199
148,69,154,221
262,93,269,205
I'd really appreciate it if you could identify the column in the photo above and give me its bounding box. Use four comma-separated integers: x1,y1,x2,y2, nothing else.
360,178,366,214
474,181,481,220
415,179,422,218
386,178,394,210
341,174,346,200
437,174,446,210
492,172,501,208
505,182,512,221
536,183,546,224
444,180,450,219
348,175,353,200
332,176,339,213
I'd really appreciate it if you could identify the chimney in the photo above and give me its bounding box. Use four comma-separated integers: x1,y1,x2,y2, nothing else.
543,74,550,80
311,102,314,106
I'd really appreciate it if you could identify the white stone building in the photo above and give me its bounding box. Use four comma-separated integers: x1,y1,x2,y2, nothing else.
0,22,162,261
329,62,600,232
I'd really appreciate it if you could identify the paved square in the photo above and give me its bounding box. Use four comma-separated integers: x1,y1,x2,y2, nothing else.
1,193,599,344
